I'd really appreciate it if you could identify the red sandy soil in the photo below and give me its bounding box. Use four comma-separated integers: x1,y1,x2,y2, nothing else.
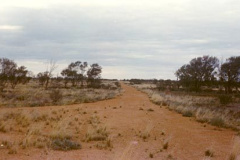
0,83,237,160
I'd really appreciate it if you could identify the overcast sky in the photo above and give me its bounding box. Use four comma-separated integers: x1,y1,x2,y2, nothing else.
0,0,239,79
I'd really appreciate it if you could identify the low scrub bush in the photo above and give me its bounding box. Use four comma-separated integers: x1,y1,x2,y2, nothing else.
51,138,81,151
49,89,63,104
219,95,232,105
210,117,225,127
182,111,193,117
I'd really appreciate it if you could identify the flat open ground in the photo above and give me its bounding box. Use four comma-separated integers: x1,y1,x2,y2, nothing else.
0,83,237,160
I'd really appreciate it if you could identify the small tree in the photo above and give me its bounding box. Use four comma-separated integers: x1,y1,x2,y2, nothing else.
37,60,57,89
0,58,17,91
221,56,240,93
37,71,50,87
61,61,88,87
87,63,102,88
175,55,219,92
0,58,30,91
9,66,29,89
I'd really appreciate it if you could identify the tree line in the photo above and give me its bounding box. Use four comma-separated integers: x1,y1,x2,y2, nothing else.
0,58,102,91
175,55,240,93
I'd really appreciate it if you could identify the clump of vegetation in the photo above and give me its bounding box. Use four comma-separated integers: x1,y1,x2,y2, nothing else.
51,138,81,151
139,124,153,141
219,95,232,105
163,142,169,150
49,89,63,104
182,111,193,117
84,116,111,149
210,117,225,128
205,149,214,157
0,124,7,133
8,148,17,154
149,153,153,158
147,108,154,112
95,138,112,149
85,127,108,142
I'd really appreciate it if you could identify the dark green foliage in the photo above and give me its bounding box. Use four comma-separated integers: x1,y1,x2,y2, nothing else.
87,63,102,88
61,61,88,87
175,55,219,92
221,56,240,94
0,58,29,91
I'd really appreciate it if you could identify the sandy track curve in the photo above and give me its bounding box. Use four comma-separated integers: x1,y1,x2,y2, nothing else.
0,83,237,160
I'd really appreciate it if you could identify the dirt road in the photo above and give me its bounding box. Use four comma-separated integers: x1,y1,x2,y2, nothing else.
0,83,237,160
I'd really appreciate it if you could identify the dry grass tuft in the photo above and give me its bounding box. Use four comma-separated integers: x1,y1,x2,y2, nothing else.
229,137,240,160
139,123,154,141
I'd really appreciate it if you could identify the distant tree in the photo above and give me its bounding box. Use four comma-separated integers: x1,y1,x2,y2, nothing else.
9,66,29,89
61,68,72,87
87,63,102,88
37,60,57,89
221,56,240,93
0,58,30,91
175,55,219,92
61,61,88,87
0,58,17,91
37,71,49,87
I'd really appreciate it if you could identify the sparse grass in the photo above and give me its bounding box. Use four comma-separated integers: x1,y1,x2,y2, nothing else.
96,138,112,149
0,80,122,107
84,116,111,149
85,126,108,142
132,83,240,130
139,124,154,141
8,147,17,154
229,137,240,160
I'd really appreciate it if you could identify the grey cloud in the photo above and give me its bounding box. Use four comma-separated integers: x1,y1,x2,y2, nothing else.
0,2,240,79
